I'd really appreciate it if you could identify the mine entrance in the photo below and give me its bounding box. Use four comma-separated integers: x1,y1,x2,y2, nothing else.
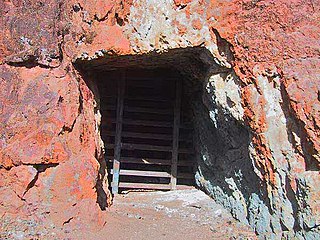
98,69,195,194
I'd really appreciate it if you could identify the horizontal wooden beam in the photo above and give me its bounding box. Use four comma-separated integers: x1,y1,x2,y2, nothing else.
127,106,172,115
105,156,195,167
106,156,171,165
103,105,173,115
125,96,172,102
101,118,192,129
123,143,171,152
102,118,173,128
119,182,171,190
105,131,173,140
100,95,172,102
106,143,194,154
109,168,194,179
118,182,195,190
110,169,171,178
101,131,193,142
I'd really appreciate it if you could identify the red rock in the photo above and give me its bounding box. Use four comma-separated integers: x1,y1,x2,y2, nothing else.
0,0,319,238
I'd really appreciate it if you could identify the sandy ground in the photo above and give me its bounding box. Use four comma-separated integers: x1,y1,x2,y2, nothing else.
69,188,257,240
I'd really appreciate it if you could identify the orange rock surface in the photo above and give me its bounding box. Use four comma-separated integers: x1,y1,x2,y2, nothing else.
0,0,319,238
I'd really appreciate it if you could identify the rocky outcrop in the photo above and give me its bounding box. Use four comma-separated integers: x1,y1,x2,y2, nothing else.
0,0,319,239
0,64,109,237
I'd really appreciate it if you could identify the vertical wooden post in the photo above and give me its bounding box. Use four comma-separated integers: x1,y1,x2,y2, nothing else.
170,78,182,190
112,71,125,194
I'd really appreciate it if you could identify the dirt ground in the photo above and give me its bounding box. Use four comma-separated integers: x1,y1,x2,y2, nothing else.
69,188,257,240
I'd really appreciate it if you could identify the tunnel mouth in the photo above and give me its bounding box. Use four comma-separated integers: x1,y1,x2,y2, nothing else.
75,47,216,194
75,46,259,207
99,68,196,192
75,47,267,230
71,44,284,237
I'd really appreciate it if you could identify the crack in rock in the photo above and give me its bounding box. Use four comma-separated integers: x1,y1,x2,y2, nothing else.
21,164,59,199
63,217,73,225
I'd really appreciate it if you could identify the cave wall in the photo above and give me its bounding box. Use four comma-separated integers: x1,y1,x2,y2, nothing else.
0,0,319,239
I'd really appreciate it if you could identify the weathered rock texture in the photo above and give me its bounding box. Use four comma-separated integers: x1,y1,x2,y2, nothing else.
0,0,319,239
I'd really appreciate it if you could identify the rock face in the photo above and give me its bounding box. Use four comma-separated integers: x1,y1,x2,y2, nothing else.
0,0,319,239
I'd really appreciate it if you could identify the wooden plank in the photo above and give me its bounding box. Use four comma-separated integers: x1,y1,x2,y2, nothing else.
125,96,171,102
102,105,172,115
121,132,172,140
171,78,182,190
105,156,194,166
103,106,171,113
101,118,173,128
106,143,193,153
121,143,171,152
123,119,172,127
118,182,194,190
119,182,171,190
126,102,172,110
101,131,193,142
119,157,171,165
100,119,192,129
110,169,171,178
100,95,171,102
112,71,125,194
110,169,193,179
124,106,172,115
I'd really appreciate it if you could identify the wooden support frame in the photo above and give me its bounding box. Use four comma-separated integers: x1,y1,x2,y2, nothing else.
111,71,125,194
170,78,182,190
100,70,195,192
